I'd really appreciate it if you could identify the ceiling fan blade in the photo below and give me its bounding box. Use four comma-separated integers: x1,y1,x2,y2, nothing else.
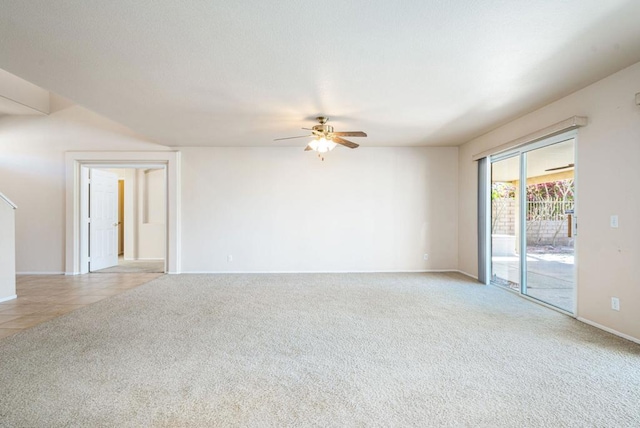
545,163,575,172
332,136,359,149
304,145,313,151
332,131,367,137
273,135,313,141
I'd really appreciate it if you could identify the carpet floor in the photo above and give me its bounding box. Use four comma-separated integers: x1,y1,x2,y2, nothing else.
0,273,638,427
93,259,164,274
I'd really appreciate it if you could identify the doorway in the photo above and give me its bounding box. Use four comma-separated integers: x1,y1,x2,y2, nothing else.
65,151,180,275
490,133,576,313
87,167,166,274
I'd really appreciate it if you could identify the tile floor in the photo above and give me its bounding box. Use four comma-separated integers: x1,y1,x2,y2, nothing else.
0,272,163,339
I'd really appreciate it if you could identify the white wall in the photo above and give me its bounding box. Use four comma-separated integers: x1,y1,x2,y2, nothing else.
458,61,640,341
107,168,165,261
137,168,165,259
0,195,16,300
124,169,137,260
103,168,126,179
0,96,167,273
180,146,458,272
5,106,451,273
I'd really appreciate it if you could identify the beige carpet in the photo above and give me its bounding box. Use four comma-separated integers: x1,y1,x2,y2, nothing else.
0,273,638,427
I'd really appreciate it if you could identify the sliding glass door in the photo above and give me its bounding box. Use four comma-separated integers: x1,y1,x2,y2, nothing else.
523,139,575,311
490,133,576,313
490,155,520,291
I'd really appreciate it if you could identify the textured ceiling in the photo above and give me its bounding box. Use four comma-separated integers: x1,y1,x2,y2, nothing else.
1,0,640,147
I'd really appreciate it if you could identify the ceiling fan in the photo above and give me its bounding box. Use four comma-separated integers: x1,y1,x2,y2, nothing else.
274,116,367,160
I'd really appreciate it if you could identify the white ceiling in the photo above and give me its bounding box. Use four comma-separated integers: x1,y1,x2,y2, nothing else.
1,1,640,147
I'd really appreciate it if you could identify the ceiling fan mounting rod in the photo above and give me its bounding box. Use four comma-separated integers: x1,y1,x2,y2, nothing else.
312,124,333,134
312,116,333,135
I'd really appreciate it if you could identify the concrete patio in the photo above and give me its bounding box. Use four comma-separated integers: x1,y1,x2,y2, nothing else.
492,245,574,312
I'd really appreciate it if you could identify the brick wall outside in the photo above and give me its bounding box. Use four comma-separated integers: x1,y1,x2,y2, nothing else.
527,219,573,247
492,198,574,246
491,199,516,236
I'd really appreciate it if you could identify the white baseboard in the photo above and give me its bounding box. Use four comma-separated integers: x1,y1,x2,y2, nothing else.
17,272,65,275
16,269,473,280
136,258,164,261
452,270,479,280
179,269,467,274
182,270,431,274
577,317,640,345
0,294,17,303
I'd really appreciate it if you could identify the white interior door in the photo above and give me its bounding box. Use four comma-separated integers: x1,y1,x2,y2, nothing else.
90,169,119,271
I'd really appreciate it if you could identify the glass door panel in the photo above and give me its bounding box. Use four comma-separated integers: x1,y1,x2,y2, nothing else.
490,156,520,291
523,139,575,312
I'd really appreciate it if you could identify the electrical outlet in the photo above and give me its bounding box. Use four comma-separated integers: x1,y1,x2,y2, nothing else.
227,255,233,262
423,254,429,261
611,297,620,311
610,215,619,228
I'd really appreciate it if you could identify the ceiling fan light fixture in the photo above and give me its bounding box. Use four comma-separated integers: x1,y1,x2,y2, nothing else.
308,137,337,153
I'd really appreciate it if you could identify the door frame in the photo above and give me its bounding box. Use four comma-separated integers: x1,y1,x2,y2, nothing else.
118,178,125,257
65,151,181,275
486,130,578,315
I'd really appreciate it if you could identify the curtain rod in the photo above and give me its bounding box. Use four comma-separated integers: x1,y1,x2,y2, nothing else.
472,116,588,161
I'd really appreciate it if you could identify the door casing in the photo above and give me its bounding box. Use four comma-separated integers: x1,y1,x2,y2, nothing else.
65,151,180,275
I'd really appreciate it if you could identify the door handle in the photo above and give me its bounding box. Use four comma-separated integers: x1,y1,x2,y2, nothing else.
113,222,120,227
